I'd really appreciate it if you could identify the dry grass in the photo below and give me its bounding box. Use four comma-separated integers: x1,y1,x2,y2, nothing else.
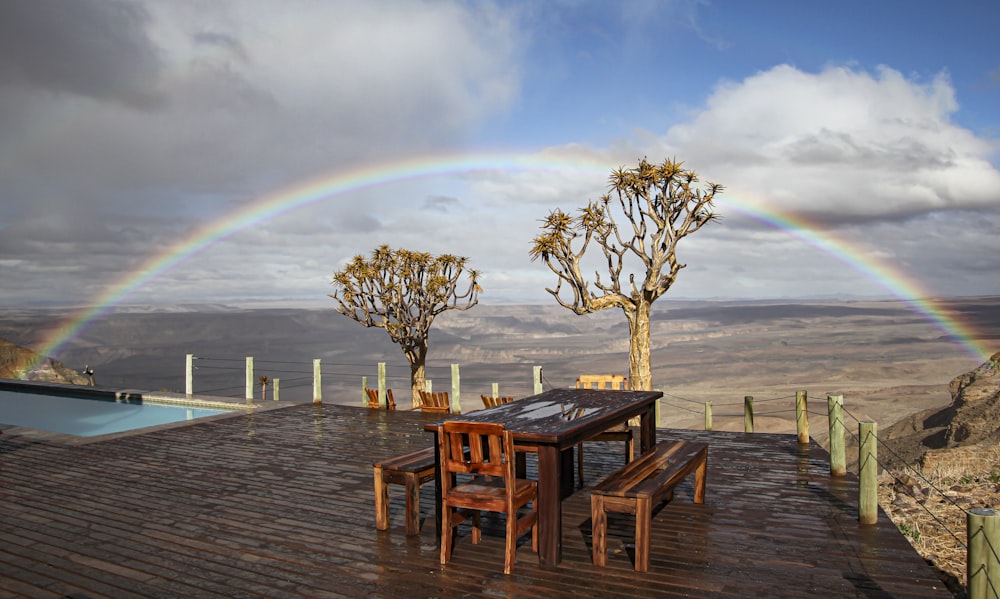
878,443,1000,596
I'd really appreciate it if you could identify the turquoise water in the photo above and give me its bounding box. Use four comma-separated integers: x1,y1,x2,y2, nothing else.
0,389,233,437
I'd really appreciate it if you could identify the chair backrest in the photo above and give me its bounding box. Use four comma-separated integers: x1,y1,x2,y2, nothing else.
575,374,628,390
418,390,451,413
438,421,513,482
365,387,396,410
480,394,514,409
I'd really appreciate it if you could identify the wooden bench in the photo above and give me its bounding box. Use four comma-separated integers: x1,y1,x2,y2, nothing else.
373,446,436,536
591,440,708,572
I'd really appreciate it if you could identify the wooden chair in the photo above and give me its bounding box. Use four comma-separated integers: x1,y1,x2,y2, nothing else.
575,375,636,485
365,387,396,410
418,390,451,414
480,394,514,409
437,421,537,574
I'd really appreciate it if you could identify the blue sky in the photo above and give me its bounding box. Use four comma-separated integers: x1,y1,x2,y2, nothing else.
0,0,998,310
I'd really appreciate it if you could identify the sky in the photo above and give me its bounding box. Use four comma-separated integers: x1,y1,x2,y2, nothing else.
1,0,999,310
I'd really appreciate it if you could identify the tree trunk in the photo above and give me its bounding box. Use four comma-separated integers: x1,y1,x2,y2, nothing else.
625,300,653,390
407,344,428,408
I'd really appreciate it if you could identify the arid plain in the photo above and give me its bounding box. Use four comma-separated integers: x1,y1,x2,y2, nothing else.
1,296,997,443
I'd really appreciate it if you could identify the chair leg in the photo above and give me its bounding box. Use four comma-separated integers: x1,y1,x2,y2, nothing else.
504,510,517,574
374,466,389,531
440,502,453,565
471,511,482,544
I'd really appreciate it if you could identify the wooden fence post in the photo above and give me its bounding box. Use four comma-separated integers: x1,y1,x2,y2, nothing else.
186,354,194,396
245,357,254,402
377,362,387,408
796,390,809,444
828,394,846,476
450,364,461,415
705,402,713,431
968,507,1000,599
533,366,543,395
313,359,322,404
744,395,754,433
859,420,878,525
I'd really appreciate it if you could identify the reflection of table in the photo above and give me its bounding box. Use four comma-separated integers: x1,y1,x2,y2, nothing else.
427,388,660,566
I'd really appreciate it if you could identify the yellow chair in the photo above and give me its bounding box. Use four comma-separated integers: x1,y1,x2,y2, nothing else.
480,394,514,409
365,387,396,410
575,375,636,485
417,389,451,414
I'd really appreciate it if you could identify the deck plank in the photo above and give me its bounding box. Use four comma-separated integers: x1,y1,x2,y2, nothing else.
0,404,952,598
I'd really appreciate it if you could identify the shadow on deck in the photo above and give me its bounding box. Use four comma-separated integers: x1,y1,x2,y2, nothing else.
0,403,952,598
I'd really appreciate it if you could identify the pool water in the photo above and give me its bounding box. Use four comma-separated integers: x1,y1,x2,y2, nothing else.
0,388,234,437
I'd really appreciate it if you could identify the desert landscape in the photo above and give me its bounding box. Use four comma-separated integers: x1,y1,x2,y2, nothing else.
2,295,999,594
1,295,996,438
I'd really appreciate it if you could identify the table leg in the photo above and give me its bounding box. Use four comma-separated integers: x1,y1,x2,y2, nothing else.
433,435,442,546
640,403,657,452
535,445,562,566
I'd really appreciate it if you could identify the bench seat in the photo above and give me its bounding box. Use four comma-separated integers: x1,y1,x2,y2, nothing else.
591,440,708,571
374,446,436,536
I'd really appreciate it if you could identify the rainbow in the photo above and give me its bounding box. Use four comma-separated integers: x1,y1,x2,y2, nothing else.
23,151,994,376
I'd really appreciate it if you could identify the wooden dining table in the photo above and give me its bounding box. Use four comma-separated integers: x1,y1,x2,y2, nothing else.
426,387,661,566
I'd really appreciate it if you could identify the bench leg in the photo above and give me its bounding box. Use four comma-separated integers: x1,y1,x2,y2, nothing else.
693,454,708,504
374,466,389,531
404,472,421,536
591,494,608,567
634,496,651,572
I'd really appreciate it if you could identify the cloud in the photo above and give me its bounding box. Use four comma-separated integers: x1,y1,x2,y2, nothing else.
0,0,164,107
660,65,1000,223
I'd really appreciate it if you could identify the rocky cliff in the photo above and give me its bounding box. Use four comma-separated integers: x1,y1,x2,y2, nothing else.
0,338,91,385
882,352,1000,470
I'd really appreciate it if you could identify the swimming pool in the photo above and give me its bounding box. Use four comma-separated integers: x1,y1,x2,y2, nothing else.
0,381,247,437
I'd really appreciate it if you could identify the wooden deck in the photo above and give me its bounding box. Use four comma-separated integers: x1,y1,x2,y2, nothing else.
0,403,952,598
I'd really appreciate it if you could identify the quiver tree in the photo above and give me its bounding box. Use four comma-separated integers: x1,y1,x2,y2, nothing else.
329,245,481,407
529,157,722,391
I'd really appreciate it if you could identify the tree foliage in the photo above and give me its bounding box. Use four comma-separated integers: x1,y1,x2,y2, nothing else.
329,245,481,406
529,157,722,390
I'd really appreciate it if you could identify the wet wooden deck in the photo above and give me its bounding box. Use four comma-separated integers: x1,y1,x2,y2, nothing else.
0,403,952,598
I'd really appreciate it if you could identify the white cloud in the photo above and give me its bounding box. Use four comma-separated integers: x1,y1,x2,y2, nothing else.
661,64,1000,222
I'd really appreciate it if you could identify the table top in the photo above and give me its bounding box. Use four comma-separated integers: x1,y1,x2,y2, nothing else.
426,388,660,447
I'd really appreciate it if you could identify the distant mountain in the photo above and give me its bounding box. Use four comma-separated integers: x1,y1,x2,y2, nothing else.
883,352,1000,469
0,337,91,385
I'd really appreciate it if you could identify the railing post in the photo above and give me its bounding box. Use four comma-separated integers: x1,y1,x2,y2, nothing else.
705,401,713,431
245,356,254,402
968,507,1000,599
492,382,500,398
533,366,543,395
377,362,387,408
185,354,194,396
361,376,368,407
272,378,280,402
827,394,846,476
796,390,809,444
451,364,461,414
312,359,322,404
744,395,754,433
859,420,878,525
